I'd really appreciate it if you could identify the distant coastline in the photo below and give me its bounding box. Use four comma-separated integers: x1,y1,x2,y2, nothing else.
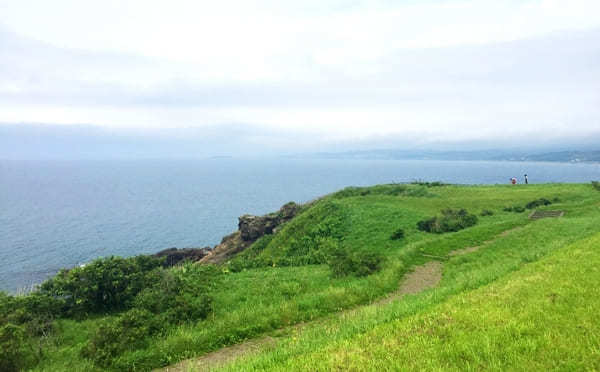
295,149,600,164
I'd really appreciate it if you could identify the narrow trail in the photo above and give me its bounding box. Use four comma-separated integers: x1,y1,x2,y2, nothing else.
449,226,523,257
158,226,523,372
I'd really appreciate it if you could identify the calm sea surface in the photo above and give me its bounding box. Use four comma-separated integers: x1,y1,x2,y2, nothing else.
1,158,599,292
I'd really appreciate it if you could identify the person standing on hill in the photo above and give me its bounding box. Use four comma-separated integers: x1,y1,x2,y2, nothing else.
511,177,517,185
524,174,529,184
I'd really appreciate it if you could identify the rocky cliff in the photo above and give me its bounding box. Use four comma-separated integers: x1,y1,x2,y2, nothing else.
200,201,300,264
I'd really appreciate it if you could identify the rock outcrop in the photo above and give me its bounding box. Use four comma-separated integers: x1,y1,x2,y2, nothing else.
153,247,211,266
200,201,300,264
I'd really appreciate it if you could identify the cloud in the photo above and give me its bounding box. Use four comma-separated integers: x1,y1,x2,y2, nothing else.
0,1,599,154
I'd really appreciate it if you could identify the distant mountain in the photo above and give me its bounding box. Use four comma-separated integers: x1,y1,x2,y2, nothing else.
301,149,600,163
519,151,600,163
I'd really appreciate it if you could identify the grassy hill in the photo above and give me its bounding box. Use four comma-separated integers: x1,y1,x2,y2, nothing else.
2,182,599,371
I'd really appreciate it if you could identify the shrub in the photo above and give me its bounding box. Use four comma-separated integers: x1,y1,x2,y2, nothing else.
480,209,494,216
417,208,478,233
0,323,37,372
592,181,600,191
328,247,384,277
135,264,219,323
40,255,164,315
525,198,552,209
81,308,164,368
390,229,405,240
411,181,447,187
503,206,526,213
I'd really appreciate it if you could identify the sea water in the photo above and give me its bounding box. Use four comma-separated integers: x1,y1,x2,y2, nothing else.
1,157,599,292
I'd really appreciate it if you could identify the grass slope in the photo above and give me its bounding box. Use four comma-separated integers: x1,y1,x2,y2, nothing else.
222,232,600,371
28,183,600,371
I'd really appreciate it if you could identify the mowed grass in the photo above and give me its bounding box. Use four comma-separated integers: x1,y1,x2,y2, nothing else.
32,183,600,371
221,232,600,371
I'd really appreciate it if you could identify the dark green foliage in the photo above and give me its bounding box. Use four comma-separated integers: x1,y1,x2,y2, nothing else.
328,247,384,277
0,291,62,369
81,308,164,368
417,209,478,233
390,229,405,240
40,255,164,316
592,181,600,191
134,264,219,323
503,206,526,213
410,181,448,187
480,209,494,216
0,323,37,372
81,263,219,368
525,198,552,209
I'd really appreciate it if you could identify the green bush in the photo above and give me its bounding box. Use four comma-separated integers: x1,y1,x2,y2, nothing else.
135,264,219,323
0,323,37,372
525,198,552,209
410,181,447,187
503,206,526,213
390,229,405,240
480,209,494,216
591,181,600,191
328,247,384,277
40,255,164,315
417,208,478,233
81,308,164,368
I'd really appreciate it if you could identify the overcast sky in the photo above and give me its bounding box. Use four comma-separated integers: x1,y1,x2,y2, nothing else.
1,0,599,156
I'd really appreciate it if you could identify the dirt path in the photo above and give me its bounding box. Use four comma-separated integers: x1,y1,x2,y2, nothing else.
378,261,443,305
160,261,445,372
449,226,523,257
159,336,277,372
158,226,523,371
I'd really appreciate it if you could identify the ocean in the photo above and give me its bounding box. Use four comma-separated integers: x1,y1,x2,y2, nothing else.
1,157,599,292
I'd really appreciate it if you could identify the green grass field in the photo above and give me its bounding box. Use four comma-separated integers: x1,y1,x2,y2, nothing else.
19,183,600,371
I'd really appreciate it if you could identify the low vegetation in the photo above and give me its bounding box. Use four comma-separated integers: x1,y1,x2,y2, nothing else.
592,180,600,191
417,208,478,233
480,209,494,216
1,182,599,371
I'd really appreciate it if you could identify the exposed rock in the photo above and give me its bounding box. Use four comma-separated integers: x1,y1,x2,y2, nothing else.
199,232,251,264
239,202,300,242
200,201,300,264
153,247,211,267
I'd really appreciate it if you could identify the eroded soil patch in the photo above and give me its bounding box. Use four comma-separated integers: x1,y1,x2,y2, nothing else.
159,336,276,372
379,261,443,305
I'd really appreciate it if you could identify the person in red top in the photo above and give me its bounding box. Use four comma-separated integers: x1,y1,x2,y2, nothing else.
511,177,517,185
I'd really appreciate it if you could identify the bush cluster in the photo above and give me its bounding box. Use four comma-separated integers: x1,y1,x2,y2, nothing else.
0,291,64,371
327,247,384,278
592,181,600,191
504,197,554,214
480,209,494,216
1,256,221,370
81,263,219,367
503,206,526,213
525,198,552,209
40,255,164,316
417,208,478,233
390,228,405,240
410,181,447,187
81,308,164,368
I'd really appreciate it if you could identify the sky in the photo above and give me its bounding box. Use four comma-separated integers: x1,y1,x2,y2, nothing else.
1,0,599,157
